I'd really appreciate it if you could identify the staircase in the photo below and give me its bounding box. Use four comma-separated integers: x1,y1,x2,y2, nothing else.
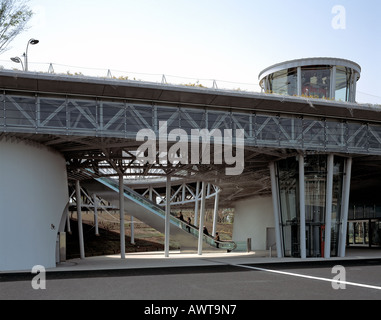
81,176,237,252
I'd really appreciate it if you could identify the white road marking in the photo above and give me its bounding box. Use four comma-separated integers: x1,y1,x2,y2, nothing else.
234,264,381,291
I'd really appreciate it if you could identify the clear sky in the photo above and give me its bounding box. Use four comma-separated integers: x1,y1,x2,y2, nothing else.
1,0,380,104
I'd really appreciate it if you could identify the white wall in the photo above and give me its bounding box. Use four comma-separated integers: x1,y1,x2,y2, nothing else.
233,196,274,251
0,139,68,271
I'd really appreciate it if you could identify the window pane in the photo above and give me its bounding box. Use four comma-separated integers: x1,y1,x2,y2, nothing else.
301,66,331,99
335,66,351,102
268,68,297,96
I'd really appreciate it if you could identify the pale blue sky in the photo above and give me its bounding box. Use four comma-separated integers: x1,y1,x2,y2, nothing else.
1,0,380,104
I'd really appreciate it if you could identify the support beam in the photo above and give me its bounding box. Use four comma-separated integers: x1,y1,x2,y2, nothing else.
198,181,207,255
165,175,171,257
339,158,353,257
212,190,220,237
269,162,283,258
324,154,334,259
119,174,126,259
75,180,85,259
298,154,306,259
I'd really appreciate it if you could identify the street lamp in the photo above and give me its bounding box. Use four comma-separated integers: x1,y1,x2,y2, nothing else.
10,38,39,71
10,56,24,71
24,38,39,71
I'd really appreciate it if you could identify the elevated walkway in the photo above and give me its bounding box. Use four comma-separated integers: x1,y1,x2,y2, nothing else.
81,176,236,252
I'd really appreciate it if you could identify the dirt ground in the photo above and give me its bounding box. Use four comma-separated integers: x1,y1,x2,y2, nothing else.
66,211,233,259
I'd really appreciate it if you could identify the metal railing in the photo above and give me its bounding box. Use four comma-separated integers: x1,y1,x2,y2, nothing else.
94,175,237,252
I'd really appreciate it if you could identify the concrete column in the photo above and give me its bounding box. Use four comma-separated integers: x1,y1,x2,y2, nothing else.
339,158,352,257
197,181,207,255
165,175,171,257
119,174,126,259
324,154,334,259
212,190,219,237
75,180,85,259
269,162,283,258
298,154,306,259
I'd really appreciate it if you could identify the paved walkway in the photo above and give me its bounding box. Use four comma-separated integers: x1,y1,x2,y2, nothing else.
1,248,380,275
50,248,381,273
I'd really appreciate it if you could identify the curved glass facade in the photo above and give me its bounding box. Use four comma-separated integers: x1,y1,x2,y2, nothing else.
277,155,345,257
259,58,361,103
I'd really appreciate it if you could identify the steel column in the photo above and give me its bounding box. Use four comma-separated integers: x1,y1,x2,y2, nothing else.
299,154,307,259
197,181,207,255
324,154,334,258
130,216,135,245
194,181,200,227
119,174,126,259
75,180,85,259
339,157,352,257
212,190,219,237
270,162,283,258
165,175,171,257
93,194,99,236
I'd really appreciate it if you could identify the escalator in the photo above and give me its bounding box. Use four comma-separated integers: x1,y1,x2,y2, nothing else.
81,176,237,252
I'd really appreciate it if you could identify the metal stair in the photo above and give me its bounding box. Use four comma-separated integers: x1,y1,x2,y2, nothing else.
82,176,237,252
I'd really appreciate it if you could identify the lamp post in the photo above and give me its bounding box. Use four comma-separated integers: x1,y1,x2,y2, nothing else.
24,38,39,71
10,38,39,71
10,56,24,71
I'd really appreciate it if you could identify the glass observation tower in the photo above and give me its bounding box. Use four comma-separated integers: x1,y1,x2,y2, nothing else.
259,57,361,103
260,58,361,259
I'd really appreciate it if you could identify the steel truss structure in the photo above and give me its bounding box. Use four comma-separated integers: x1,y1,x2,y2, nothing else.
1,92,381,155
1,75,381,205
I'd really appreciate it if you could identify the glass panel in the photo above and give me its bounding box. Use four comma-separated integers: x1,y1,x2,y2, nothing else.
371,221,381,247
353,221,369,245
304,155,327,257
278,157,300,257
354,222,364,244
267,68,297,96
331,157,344,256
335,66,351,102
301,66,331,99
5,96,36,127
39,98,67,129
348,222,354,244
277,155,344,257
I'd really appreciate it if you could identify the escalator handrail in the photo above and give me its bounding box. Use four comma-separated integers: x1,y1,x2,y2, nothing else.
94,175,237,251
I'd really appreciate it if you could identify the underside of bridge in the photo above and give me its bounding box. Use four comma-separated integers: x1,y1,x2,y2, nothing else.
2,131,380,208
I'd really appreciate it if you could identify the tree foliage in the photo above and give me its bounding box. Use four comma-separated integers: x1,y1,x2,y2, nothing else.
0,0,33,54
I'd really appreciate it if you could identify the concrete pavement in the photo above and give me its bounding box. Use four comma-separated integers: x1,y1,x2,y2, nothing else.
1,247,381,275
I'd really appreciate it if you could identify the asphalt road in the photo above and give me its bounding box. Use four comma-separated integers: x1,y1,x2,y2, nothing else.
1,259,381,301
